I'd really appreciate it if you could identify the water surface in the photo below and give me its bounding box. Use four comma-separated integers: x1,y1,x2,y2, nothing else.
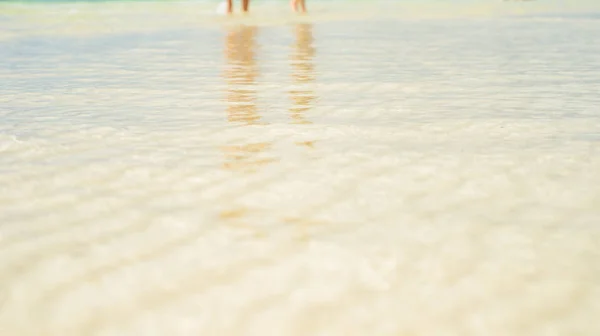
1,2,600,335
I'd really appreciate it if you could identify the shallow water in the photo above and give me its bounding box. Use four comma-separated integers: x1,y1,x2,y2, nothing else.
1,2,600,335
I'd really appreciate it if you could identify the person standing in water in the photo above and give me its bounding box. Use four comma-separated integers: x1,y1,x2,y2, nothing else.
291,0,307,13
226,0,250,14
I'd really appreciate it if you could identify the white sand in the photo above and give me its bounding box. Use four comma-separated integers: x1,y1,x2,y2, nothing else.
1,2,600,335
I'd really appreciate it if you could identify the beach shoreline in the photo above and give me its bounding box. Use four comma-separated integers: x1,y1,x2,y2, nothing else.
1,2,600,335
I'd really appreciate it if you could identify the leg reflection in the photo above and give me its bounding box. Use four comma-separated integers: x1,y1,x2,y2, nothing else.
289,23,316,125
223,25,274,173
224,25,261,125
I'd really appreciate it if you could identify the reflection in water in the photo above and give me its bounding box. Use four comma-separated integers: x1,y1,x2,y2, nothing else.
289,24,316,125
221,24,323,239
220,142,274,172
224,25,261,125
222,25,274,173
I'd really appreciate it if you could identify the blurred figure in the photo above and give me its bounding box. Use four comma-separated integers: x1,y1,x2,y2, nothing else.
226,0,250,14
291,0,307,13
289,23,316,124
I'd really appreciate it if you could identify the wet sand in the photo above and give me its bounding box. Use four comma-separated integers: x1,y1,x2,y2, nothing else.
1,2,600,335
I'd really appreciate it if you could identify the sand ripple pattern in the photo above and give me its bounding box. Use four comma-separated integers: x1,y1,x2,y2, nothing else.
1,9,600,336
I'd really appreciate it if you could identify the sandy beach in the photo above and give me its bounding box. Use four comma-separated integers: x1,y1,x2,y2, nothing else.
1,1,600,335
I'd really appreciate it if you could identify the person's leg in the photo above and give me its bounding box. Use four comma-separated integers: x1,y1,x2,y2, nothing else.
242,0,250,12
299,0,306,12
290,0,306,13
227,0,233,13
